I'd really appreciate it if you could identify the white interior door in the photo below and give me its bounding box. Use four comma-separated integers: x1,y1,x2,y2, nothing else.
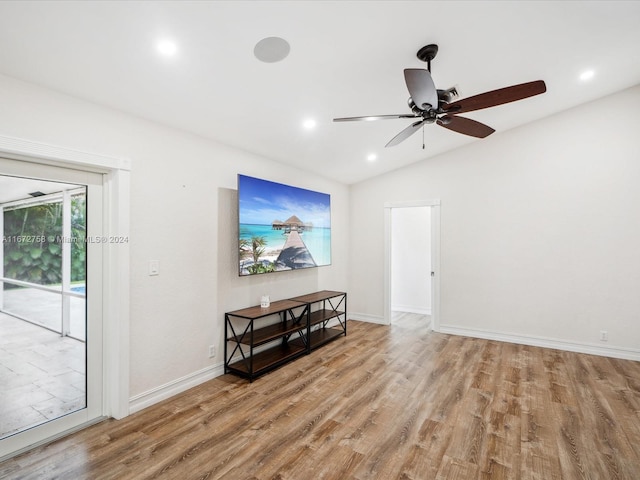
0,157,104,460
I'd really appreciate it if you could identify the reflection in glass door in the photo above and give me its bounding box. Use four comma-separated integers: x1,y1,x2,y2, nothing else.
0,161,103,459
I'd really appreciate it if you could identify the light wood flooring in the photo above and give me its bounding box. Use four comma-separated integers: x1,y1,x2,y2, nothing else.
1,315,639,479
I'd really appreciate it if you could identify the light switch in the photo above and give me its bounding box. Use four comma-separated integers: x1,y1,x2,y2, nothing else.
149,260,159,276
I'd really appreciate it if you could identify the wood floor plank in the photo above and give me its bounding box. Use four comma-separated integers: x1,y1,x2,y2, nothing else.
393,419,449,479
1,316,639,479
436,455,480,480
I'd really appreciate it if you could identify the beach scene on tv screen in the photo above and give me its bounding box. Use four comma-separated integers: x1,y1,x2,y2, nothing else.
238,175,331,276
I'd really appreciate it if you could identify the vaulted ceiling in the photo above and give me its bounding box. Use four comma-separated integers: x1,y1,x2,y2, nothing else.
0,1,638,184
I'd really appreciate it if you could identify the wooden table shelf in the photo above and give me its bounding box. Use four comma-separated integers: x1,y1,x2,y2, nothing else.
291,290,347,353
226,342,307,376
290,327,344,350
309,309,345,327
225,291,347,381
237,319,307,347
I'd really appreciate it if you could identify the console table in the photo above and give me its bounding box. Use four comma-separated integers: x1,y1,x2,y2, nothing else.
225,290,347,381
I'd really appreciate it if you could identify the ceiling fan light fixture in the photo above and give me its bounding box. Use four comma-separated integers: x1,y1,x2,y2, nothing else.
367,153,377,162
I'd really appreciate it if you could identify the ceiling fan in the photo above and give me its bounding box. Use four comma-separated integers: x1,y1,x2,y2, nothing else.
333,44,547,147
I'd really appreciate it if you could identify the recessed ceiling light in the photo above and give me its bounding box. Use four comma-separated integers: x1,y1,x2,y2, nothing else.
579,69,595,82
156,39,178,57
367,153,377,162
254,37,290,63
303,118,317,130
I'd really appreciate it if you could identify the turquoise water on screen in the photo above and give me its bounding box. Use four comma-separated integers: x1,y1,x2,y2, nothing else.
239,224,331,266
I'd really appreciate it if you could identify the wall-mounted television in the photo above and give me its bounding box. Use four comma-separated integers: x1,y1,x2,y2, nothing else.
238,174,331,276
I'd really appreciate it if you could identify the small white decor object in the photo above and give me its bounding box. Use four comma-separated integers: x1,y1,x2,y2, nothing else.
260,295,270,308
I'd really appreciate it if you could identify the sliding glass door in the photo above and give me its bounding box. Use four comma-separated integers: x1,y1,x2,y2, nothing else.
0,158,103,459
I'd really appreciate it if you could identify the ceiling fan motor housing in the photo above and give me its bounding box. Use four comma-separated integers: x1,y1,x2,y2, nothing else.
438,87,458,104
408,97,437,122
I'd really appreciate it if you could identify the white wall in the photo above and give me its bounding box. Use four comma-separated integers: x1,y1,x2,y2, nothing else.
0,73,350,403
391,207,431,314
350,85,640,358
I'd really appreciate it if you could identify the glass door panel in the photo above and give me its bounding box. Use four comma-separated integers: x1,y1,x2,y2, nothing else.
0,159,102,459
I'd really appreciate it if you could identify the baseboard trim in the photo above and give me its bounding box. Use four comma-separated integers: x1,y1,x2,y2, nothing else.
129,363,225,414
349,312,387,325
439,325,640,361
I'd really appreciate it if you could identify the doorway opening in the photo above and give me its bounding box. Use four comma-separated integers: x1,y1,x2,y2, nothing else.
384,200,440,330
390,206,431,326
0,136,130,461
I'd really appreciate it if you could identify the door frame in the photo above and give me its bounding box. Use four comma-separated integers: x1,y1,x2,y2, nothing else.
384,200,440,330
0,134,130,459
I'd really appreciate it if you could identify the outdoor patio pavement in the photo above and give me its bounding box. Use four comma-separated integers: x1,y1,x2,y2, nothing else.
2,287,86,341
0,312,85,439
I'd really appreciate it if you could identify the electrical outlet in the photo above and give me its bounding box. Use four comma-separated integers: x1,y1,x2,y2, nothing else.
599,330,608,342
208,345,216,358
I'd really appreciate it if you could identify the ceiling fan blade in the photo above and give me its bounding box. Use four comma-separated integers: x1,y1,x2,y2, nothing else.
404,69,439,111
443,80,546,114
333,114,419,122
385,120,426,147
437,115,495,138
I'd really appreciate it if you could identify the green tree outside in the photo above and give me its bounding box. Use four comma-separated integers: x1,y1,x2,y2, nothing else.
3,193,86,288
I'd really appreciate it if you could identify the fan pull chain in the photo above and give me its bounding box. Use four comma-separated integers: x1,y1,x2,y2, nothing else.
422,124,425,149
